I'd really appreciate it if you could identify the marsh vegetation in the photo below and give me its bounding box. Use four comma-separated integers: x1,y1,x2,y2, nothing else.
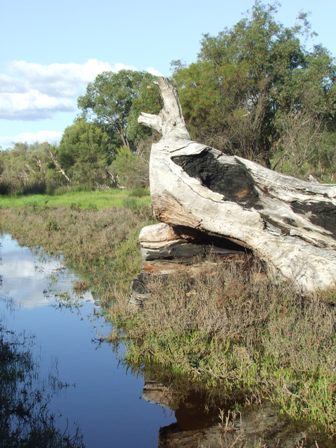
0,200,335,443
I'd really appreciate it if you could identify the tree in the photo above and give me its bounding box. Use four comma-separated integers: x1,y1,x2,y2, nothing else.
110,145,149,189
126,78,162,146
57,118,115,188
138,77,336,293
173,1,336,169
0,142,63,195
78,70,162,151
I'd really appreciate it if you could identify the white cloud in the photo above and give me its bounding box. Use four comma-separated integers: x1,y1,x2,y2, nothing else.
0,59,145,121
1,248,94,309
0,130,63,147
146,67,163,77
0,74,26,93
111,62,137,73
9,59,117,97
0,90,74,120
10,59,113,83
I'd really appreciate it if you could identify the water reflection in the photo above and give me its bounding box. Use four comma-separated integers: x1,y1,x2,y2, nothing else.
142,377,335,448
0,234,175,448
0,321,84,447
0,234,92,308
1,233,335,448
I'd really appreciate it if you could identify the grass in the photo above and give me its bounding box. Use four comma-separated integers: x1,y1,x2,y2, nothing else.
124,267,336,433
0,203,335,438
0,188,150,210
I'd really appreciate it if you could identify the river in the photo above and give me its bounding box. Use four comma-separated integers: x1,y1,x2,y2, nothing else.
0,234,334,448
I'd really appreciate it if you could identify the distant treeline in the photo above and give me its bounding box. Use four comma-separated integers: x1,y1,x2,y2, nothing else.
1,2,335,195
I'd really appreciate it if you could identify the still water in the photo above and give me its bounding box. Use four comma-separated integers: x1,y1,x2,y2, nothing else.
0,234,334,448
0,234,174,447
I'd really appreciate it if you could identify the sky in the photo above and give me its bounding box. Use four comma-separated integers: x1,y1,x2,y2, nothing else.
1,0,335,148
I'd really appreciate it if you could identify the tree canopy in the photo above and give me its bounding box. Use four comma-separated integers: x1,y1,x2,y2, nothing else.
58,118,116,188
0,142,62,195
173,1,336,168
77,70,162,150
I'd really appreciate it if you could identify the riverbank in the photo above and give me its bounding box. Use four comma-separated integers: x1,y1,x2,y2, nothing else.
0,196,335,438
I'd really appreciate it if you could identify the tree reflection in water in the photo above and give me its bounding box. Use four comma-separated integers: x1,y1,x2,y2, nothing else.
0,323,84,448
142,375,336,448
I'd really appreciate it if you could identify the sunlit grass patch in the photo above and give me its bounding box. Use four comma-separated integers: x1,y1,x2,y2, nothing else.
0,189,150,210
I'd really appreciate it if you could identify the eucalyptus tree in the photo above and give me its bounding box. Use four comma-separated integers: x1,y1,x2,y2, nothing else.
57,118,116,188
77,70,162,151
173,1,336,169
0,142,62,194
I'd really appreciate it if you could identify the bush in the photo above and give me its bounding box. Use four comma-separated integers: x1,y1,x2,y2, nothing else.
129,187,149,197
111,146,149,189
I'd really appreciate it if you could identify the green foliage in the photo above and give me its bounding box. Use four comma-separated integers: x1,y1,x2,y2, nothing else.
78,70,162,150
173,1,336,170
0,189,150,210
126,79,162,145
1,3,336,195
1,205,335,434
0,205,153,302
272,112,336,182
111,145,149,189
58,118,115,188
125,266,336,433
0,142,64,195
113,227,143,279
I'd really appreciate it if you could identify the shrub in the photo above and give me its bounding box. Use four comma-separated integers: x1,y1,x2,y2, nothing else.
111,146,149,189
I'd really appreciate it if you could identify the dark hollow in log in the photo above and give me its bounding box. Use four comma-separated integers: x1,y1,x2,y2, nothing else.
172,151,259,207
171,225,250,252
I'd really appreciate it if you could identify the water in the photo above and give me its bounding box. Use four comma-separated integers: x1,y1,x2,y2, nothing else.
0,234,174,447
0,234,334,448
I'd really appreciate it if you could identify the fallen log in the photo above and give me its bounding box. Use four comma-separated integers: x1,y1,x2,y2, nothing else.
138,78,336,293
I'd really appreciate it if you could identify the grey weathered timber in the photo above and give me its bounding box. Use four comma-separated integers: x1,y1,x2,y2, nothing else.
138,78,336,293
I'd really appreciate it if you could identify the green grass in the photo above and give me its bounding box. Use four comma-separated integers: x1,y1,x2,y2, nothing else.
0,189,150,210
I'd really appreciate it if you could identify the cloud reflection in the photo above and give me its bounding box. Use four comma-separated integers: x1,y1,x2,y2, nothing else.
0,235,93,309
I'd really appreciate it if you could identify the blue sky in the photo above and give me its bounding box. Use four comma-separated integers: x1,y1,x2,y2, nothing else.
1,0,335,148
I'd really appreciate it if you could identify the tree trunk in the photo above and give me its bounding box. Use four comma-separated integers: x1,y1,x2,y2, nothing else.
138,78,336,293
48,151,71,183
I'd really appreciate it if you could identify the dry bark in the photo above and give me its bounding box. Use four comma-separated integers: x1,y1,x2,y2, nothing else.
138,78,336,293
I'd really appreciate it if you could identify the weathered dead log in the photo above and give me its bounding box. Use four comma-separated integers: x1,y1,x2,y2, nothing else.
138,78,336,293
